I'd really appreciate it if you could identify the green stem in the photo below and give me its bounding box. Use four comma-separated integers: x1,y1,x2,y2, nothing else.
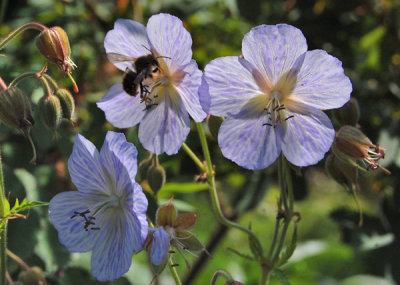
181,143,206,173
8,72,38,88
0,22,47,50
0,0,7,25
266,216,281,260
258,268,270,285
195,122,264,254
210,269,233,285
0,150,7,285
38,76,53,97
168,255,182,285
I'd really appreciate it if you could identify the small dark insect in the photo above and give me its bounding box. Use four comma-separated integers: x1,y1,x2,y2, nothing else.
107,51,165,108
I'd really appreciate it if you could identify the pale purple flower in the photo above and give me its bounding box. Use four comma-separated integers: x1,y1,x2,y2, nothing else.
48,131,148,281
149,227,170,266
98,14,206,155
204,24,352,170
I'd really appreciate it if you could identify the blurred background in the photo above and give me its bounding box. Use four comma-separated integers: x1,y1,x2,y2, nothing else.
1,0,400,284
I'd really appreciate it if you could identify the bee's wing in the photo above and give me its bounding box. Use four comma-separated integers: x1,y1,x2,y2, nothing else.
106,53,136,65
133,70,147,84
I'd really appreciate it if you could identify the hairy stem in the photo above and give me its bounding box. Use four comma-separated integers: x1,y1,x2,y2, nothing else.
0,22,47,50
181,143,206,173
210,269,233,285
168,255,182,285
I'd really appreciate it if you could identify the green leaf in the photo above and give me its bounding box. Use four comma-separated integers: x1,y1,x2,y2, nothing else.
157,182,208,198
273,268,291,285
226,247,255,261
277,225,297,267
10,198,48,215
248,225,264,260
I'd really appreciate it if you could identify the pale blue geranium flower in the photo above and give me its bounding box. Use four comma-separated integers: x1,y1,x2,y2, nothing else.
204,24,352,170
97,14,206,155
48,131,148,281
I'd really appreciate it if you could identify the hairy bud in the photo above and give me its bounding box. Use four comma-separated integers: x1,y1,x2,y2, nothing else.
35,26,75,74
38,94,62,132
147,163,166,194
139,154,153,181
18,266,46,285
54,88,75,121
333,98,360,126
156,201,177,227
325,153,359,191
0,86,34,134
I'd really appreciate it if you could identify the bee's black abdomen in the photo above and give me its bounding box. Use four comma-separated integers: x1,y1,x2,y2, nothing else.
122,70,139,96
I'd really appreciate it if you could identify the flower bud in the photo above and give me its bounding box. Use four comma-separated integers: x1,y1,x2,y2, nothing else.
207,115,224,138
38,94,62,132
35,26,76,75
332,126,390,174
156,201,177,227
333,98,360,126
139,154,153,181
54,88,75,121
0,86,34,134
18,266,46,285
173,213,197,232
147,163,166,194
325,153,359,191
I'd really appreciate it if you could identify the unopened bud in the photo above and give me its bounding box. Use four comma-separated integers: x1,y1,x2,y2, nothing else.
139,154,153,181
207,115,224,138
333,98,360,126
147,163,166,194
325,153,359,191
54,88,75,121
156,200,177,227
38,94,62,132
332,126,390,174
0,86,34,134
35,26,75,74
18,266,46,285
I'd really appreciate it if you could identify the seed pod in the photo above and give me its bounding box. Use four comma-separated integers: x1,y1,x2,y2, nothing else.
0,86,34,134
333,98,360,127
147,163,166,195
35,26,75,74
156,202,177,227
38,94,62,132
54,88,75,121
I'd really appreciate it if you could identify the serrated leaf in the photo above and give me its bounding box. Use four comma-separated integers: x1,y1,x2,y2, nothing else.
277,225,297,267
273,268,291,285
226,247,255,261
10,198,48,215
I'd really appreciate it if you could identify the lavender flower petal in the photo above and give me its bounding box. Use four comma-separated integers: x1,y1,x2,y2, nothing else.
97,83,146,129
48,191,104,252
146,13,192,72
104,19,150,71
282,102,334,166
151,227,170,266
68,134,108,195
218,105,282,170
242,24,307,84
198,74,211,114
291,50,352,110
175,60,206,122
100,131,138,195
205,56,262,116
138,93,190,155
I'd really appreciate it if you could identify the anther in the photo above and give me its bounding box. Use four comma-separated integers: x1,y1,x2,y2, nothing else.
263,123,273,126
169,250,175,254
285,115,294,121
272,105,280,111
70,209,90,219
171,264,179,267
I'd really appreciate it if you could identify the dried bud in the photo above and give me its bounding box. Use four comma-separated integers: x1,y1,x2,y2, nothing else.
147,163,166,194
156,201,177,227
332,126,390,174
18,266,46,285
0,86,34,134
333,98,360,126
207,115,224,138
54,88,75,121
38,94,62,132
325,153,359,191
35,26,75,74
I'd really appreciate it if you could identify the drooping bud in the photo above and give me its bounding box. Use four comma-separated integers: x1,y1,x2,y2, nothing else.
332,126,390,174
333,98,360,126
139,153,153,181
35,26,79,93
156,200,177,227
173,213,197,232
18,266,46,285
147,163,166,194
0,86,34,134
38,94,62,132
35,26,75,74
207,115,224,139
54,88,75,121
325,153,359,191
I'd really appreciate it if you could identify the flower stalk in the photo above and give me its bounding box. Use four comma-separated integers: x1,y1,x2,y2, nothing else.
0,150,7,285
168,255,182,285
0,22,47,50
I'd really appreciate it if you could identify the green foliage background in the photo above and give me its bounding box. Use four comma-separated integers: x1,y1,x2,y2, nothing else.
1,0,400,284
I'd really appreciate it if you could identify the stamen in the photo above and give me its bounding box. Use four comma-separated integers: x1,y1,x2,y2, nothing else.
71,209,100,232
285,115,294,121
171,264,179,267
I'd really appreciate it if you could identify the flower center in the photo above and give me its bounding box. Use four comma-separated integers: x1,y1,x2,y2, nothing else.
262,90,294,128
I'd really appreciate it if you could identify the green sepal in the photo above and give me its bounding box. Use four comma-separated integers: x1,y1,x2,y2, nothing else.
273,268,291,285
